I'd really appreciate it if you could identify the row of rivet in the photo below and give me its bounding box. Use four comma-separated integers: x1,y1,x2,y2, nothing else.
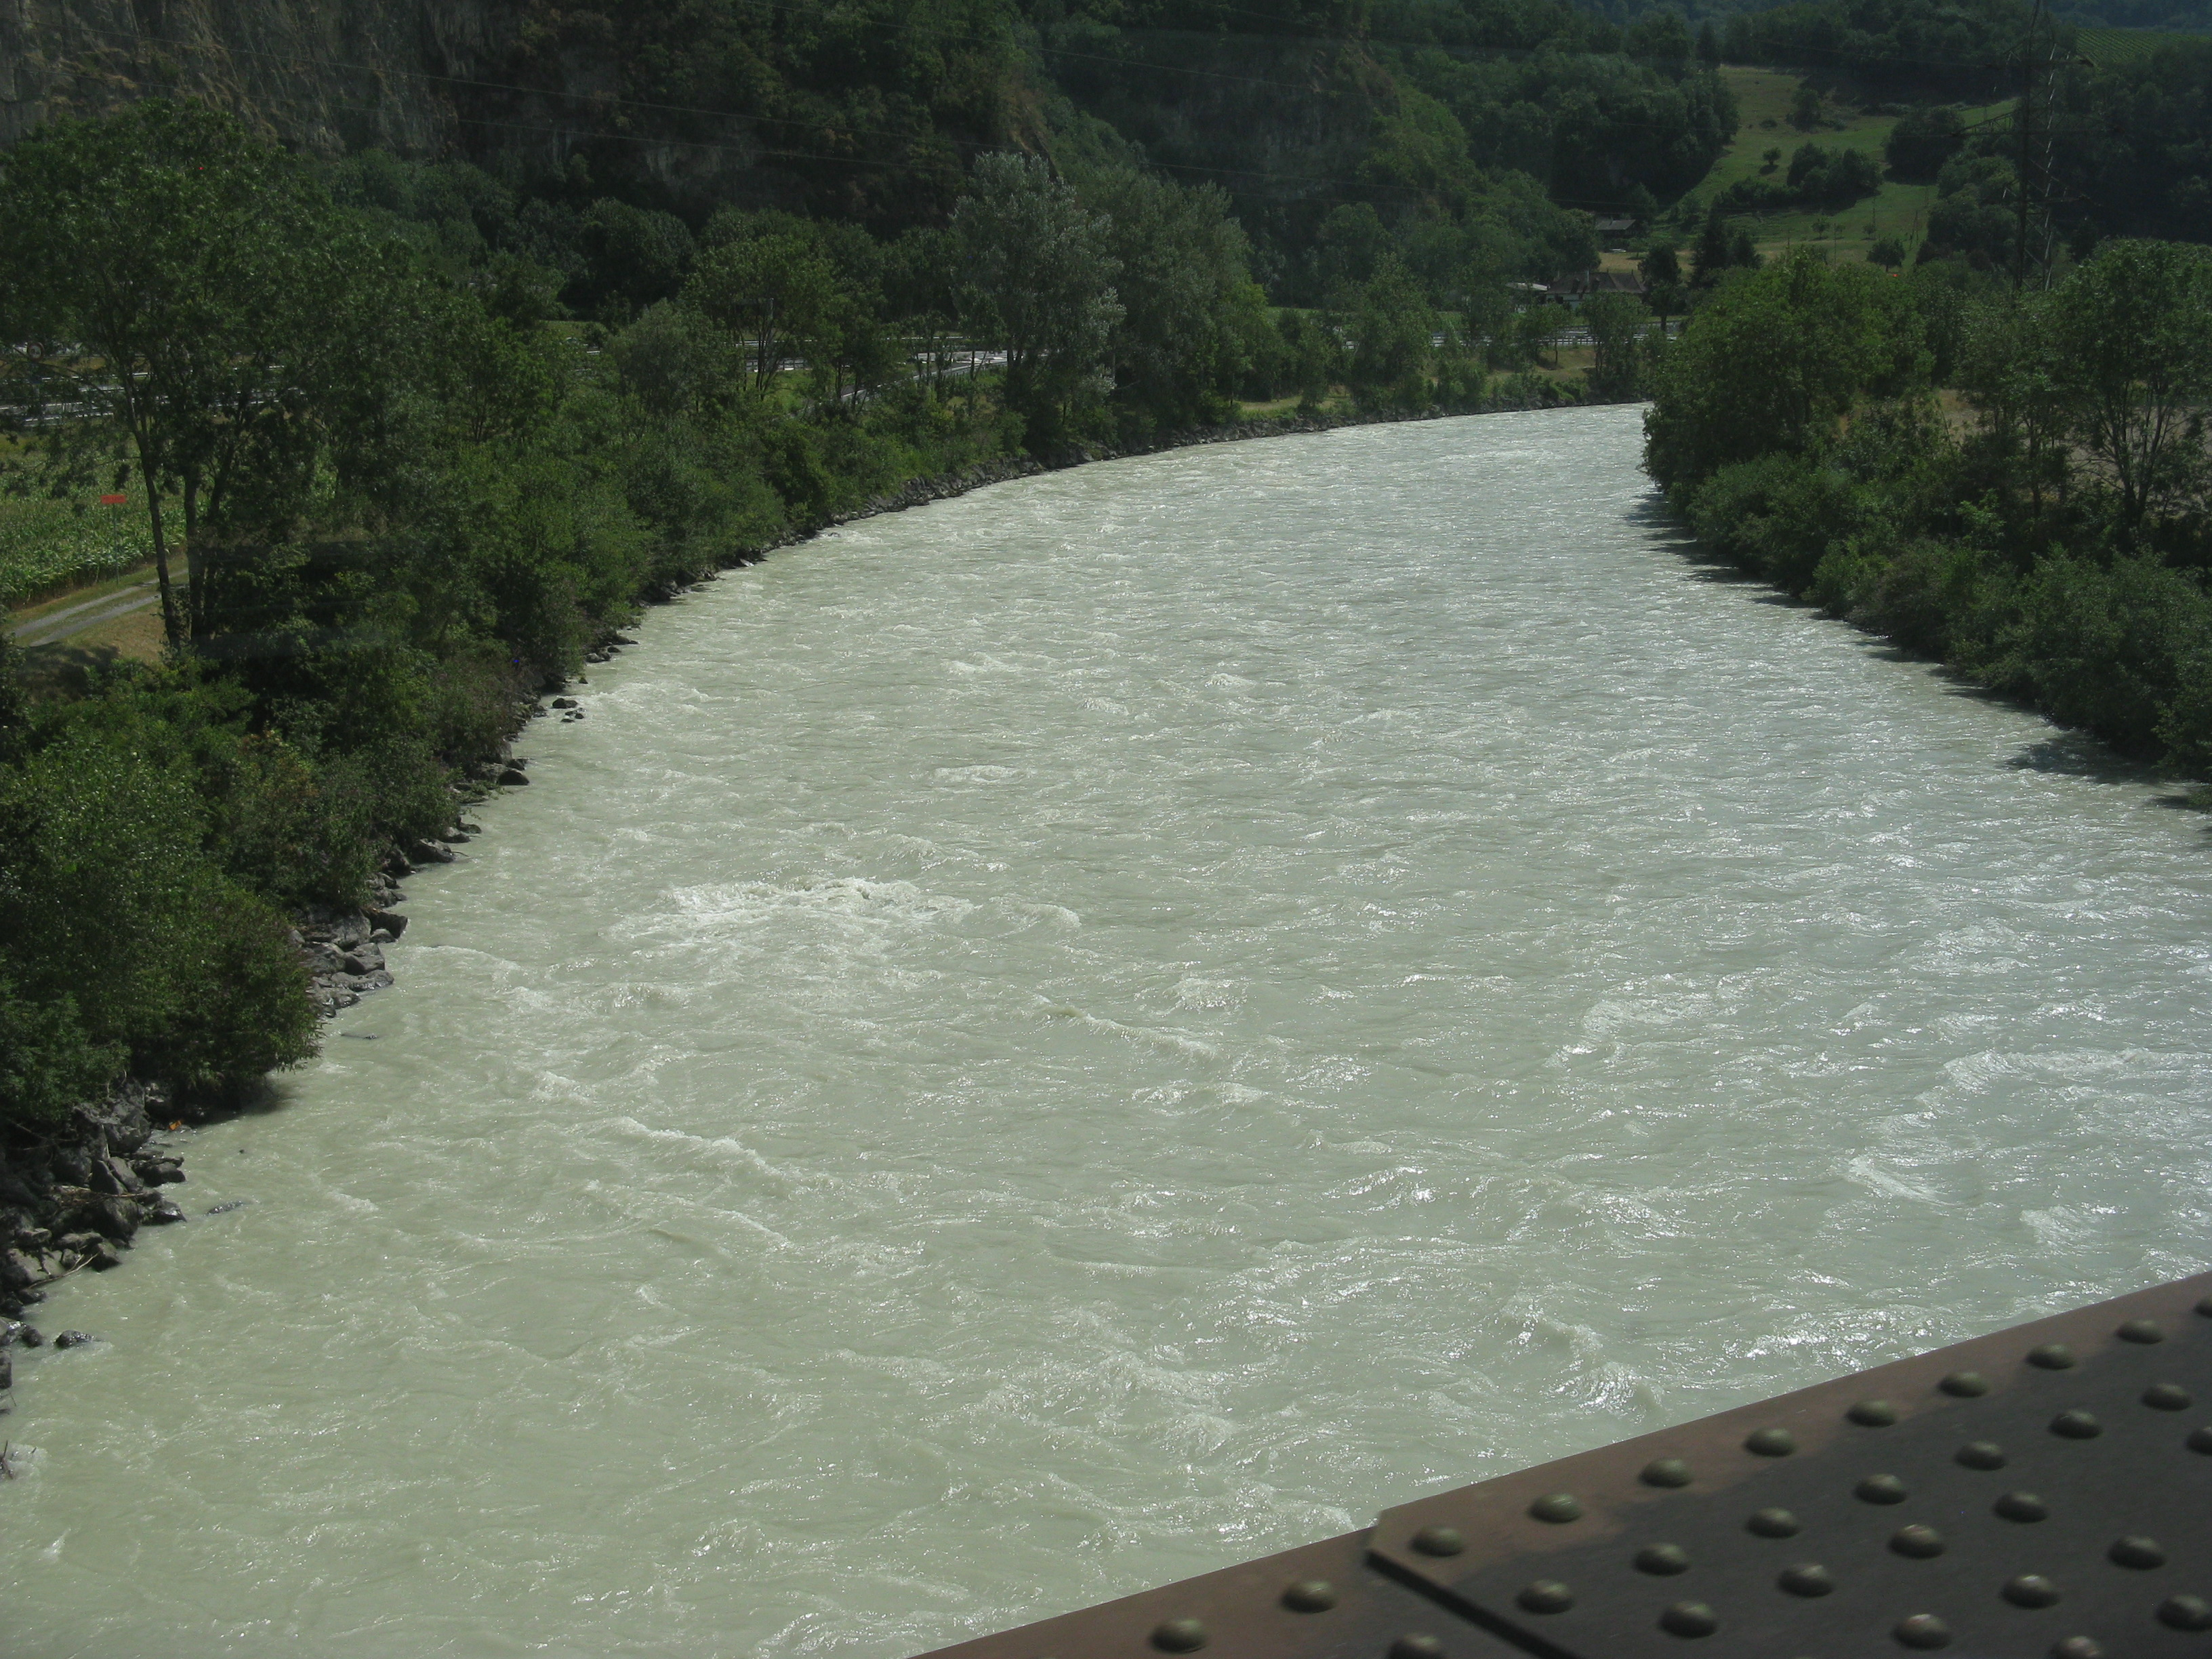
1500,1587,2211,1644
1412,1478,2194,1558
1425,1412,2212,1540
1511,1533,2183,1609
1145,1607,1443,1654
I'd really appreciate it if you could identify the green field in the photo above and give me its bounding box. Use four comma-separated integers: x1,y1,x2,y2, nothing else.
1677,66,2012,264
2074,26,2207,64
0,495,155,610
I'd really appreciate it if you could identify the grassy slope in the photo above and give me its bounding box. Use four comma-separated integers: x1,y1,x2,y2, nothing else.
1679,66,2011,264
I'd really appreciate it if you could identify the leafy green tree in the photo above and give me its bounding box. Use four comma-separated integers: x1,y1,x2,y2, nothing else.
2041,239,2212,543
1645,248,1929,490
1083,169,1261,435
1790,83,1825,131
1582,293,1651,401
1885,107,1966,182
0,728,316,1120
0,100,387,647
684,230,841,399
951,153,1123,447
1345,255,1439,408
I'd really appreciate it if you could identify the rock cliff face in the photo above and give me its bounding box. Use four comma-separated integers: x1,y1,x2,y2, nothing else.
0,0,1003,218
0,0,508,155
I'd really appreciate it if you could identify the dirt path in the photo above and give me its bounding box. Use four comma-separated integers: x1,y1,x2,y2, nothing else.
7,577,159,647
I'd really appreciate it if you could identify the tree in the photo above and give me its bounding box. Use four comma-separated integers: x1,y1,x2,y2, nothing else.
1790,83,1825,131
1692,203,1740,284
0,100,385,647
2043,240,2212,543
683,230,841,400
1645,248,1929,490
1582,293,1650,401
1885,107,1966,182
951,153,1122,447
1082,169,1259,435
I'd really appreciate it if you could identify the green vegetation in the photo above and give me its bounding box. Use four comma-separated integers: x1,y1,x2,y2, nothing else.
0,498,153,608
1647,241,2212,773
0,77,1653,1129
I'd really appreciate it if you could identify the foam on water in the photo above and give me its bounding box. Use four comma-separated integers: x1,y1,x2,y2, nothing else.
5,407,2211,1658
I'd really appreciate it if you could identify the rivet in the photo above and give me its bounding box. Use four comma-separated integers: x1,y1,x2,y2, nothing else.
2189,1426,2212,1454
1151,1619,1207,1654
1641,1458,1692,1489
1893,1613,1952,1650
1855,1473,1908,1504
1634,1543,1692,1576
2158,1595,2212,1633
1778,1563,1834,1597
1995,1491,2050,1523
1744,1427,1796,1457
1411,1525,1465,1557
1528,1493,1582,1525
1747,1507,1801,1538
2116,1317,2165,1343
2027,1343,2076,1370
1515,1581,1573,1616
2049,1639,2105,1659
2142,1382,2191,1411
1847,1399,1899,1427
1939,1370,1990,1397
2003,1574,2062,1609
2049,1410,2102,1439
1282,1580,1337,1614
1389,1636,1444,1659
2109,1536,2166,1570
1955,1440,2007,1470
1658,1601,1719,1639
1890,1525,1946,1559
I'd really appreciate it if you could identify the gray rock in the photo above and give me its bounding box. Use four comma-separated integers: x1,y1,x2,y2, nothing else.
338,943,385,975
406,840,457,864
498,766,529,786
53,1330,93,1349
90,1156,147,1197
550,696,578,709
140,1195,187,1226
89,1198,138,1243
0,1251,37,1292
129,1155,184,1186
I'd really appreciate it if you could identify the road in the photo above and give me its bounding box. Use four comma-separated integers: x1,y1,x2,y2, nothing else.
7,576,159,647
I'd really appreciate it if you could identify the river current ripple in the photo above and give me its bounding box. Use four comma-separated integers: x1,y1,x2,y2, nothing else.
7,406,2211,1657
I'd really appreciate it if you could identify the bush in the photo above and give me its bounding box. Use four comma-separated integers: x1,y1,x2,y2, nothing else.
0,728,318,1123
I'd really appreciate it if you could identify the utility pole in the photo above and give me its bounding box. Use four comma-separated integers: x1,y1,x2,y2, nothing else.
2014,0,2045,291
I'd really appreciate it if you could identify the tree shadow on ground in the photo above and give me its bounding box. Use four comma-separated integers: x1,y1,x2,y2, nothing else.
15,638,129,699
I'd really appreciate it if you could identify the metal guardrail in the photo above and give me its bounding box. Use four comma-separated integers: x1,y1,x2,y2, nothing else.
918,1272,2212,1659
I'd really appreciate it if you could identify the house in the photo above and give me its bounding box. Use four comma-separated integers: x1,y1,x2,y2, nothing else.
1543,268,1649,308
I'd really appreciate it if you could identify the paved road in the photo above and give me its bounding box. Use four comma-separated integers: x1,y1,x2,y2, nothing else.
7,577,160,647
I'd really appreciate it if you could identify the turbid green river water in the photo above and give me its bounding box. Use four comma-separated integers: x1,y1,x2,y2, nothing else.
5,406,2211,1658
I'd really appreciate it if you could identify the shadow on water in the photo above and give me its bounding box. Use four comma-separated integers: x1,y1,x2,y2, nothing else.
1629,495,2212,826
1627,497,1801,604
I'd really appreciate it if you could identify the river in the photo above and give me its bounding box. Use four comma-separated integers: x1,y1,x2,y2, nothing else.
7,405,2211,1658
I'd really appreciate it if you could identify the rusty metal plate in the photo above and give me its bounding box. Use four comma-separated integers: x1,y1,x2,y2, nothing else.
1369,1273,2212,1658
914,1527,1527,1659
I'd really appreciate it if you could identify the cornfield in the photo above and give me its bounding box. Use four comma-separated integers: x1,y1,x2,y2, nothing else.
0,496,155,610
